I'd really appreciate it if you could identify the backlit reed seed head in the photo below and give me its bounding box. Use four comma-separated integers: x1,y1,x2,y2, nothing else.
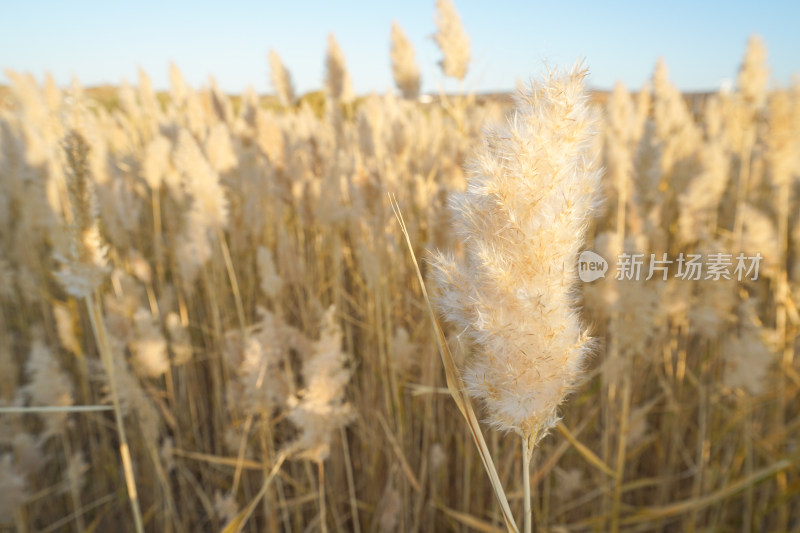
64,451,88,496
53,302,80,356
739,204,779,275
205,123,238,174
604,82,636,200
651,59,700,171
119,79,139,119
0,257,15,301
433,0,470,81
224,308,309,421
12,433,43,478
137,67,159,118
208,77,234,124
238,85,259,127
102,329,161,444
324,34,354,103
269,50,296,108
43,72,62,111
704,95,725,140
23,335,74,437
142,134,171,189
392,326,420,379
172,129,229,283
633,81,652,141
0,454,28,525
689,275,737,339
286,306,354,462
169,62,187,106
166,312,193,366
54,130,109,298
215,491,239,525
431,66,602,441
378,483,402,533
390,22,421,99
257,246,283,299
615,278,662,360
173,129,229,211
131,308,169,378
677,126,729,245
722,300,772,395
793,217,800,284
766,91,795,189
606,81,635,145
433,0,470,80
185,89,206,137
738,35,769,110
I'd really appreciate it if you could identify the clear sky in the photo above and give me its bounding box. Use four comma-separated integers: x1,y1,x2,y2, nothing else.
1,0,798,95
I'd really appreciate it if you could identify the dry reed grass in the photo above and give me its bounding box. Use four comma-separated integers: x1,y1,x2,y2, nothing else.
0,5,799,532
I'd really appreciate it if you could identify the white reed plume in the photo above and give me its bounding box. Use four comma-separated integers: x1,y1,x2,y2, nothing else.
0,454,28,526
431,65,602,442
257,246,283,300
286,306,354,462
130,308,169,378
142,134,171,190
53,130,109,298
433,0,470,81
169,62,187,106
205,123,238,174
172,128,229,284
738,35,769,110
390,22,421,99
22,335,74,437
324,34,354,103
268,49,296,107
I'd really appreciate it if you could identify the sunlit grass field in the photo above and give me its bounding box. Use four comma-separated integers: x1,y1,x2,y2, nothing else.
0,3,799,531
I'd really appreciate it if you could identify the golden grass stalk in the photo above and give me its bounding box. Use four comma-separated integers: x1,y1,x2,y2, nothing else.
55,131,145,533
392,195,519,532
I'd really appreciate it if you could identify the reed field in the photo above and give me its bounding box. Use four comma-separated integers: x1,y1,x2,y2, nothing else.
1,2,799,531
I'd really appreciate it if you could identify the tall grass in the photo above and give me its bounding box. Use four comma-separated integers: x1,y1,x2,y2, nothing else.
0,6,799,532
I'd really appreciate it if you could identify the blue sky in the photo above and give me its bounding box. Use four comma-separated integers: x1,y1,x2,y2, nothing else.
2,1,798,95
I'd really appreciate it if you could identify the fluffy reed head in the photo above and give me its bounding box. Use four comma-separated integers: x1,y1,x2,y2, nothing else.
54,130,109,298
324,34,354,103
433,0,470,81
431,66,602,441
268,49,296,108
390,22,421,99
286,306,354,462
738,35,769,110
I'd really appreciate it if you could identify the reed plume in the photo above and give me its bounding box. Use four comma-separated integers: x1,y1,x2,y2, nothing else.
324,34,354,103
432,65,601,441
433,0,470,81
428,64,602,533
54,131,108,298
0,455,27,525
390,22,421,99
738,35,769,110
269,49,296,107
